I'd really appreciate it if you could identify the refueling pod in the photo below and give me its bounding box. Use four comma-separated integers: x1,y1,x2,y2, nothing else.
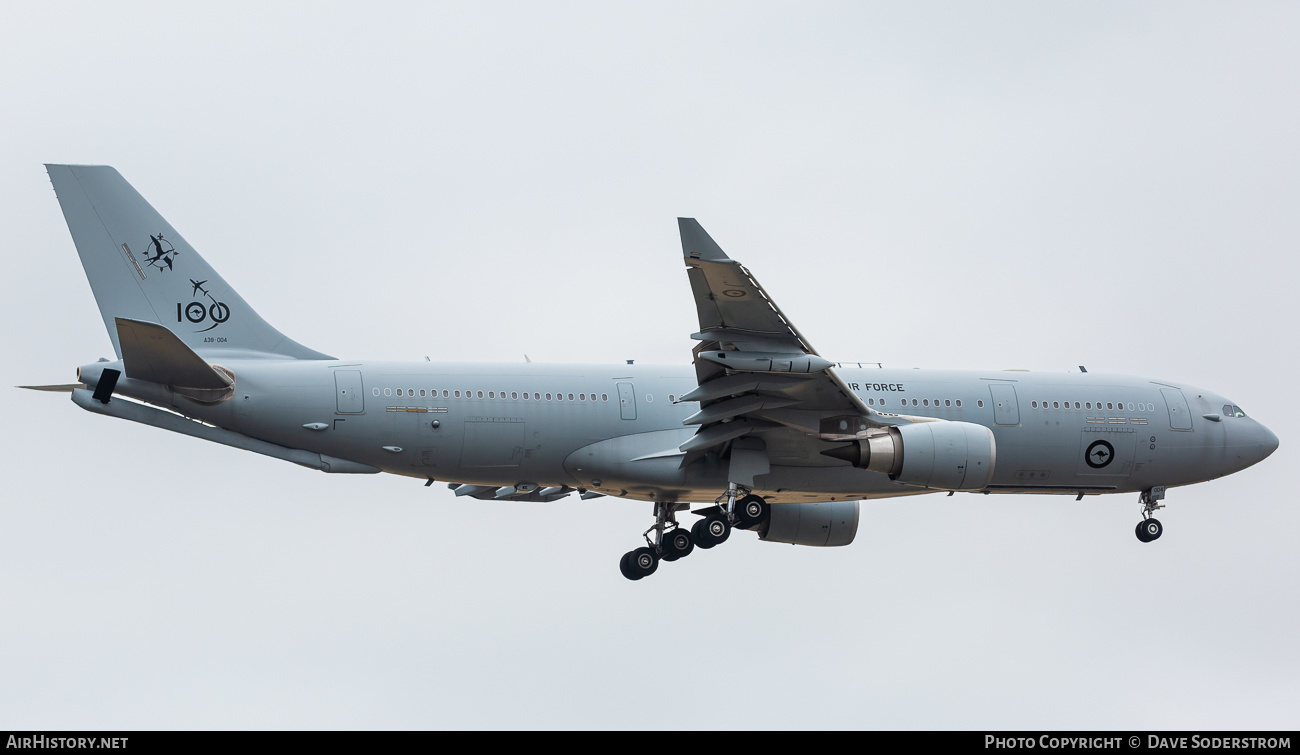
821,421,996,491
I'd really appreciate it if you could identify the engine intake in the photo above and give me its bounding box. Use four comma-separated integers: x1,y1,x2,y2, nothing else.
821,421,996,491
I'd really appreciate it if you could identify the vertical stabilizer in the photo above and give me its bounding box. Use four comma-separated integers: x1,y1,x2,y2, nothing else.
46,164,331,360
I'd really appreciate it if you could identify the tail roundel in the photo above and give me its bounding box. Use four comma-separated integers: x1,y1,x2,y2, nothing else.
46,164,332,360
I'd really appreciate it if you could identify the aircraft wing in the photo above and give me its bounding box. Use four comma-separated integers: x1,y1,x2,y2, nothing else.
675,219,918,473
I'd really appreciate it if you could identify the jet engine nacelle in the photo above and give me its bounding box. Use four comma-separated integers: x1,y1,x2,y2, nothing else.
759,500,859,547
823,421,996,491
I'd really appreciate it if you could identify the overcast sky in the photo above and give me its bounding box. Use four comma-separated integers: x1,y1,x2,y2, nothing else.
2,1,1297,729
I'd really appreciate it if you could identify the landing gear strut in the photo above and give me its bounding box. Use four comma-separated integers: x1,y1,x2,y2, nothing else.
617,485,773,580
1135,486,1166,543
620,500,692,581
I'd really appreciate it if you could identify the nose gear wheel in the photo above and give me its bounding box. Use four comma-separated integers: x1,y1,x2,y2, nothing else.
1134,487,1166,543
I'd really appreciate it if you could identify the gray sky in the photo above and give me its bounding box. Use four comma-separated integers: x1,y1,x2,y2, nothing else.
2,1,1297,729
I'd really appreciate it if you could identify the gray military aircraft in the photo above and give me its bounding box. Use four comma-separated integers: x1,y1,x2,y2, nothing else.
29,165,1279,580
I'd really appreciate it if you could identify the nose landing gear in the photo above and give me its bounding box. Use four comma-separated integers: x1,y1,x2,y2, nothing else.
1135,486,1166,543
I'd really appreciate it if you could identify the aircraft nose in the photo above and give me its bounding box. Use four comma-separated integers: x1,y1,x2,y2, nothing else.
1241,420,1279,469
1258,422,1280,459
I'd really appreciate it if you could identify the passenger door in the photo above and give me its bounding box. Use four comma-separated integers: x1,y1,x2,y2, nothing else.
334,370,365,414
1160,388,1193,431
988,383,1020,426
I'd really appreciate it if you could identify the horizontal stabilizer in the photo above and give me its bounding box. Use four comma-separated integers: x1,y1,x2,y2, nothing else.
116,317,233,390
18,384,81,392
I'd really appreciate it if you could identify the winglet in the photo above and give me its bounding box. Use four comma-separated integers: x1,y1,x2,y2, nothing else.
678,218,731,262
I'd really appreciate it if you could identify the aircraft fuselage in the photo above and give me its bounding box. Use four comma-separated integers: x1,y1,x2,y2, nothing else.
75,359,1277,505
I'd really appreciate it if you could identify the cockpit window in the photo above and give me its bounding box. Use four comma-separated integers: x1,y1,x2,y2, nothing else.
1223,404,1247,418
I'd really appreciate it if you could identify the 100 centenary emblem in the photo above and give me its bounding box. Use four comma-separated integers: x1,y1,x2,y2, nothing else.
178,277,230,333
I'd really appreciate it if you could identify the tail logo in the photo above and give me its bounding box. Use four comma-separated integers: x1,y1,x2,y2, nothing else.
142,233,179,272
177,278,231,333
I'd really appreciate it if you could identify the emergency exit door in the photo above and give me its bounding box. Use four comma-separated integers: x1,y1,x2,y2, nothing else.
617,382,637,420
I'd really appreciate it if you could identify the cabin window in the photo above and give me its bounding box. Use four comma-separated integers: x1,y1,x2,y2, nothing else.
1053,401,1059,409
372,388,380,397
546,393,552,400
868,398,875,406
912,399,919,406
569,393,575,401
1074,401,1080,409
1031,401,1038,409
512,392,519,399
879,398,886,406
668,394,675,402
384,388,392,397
602,393,609,401
922,399,929,407
454,390,460,398
955,399,962,407
1106,402,1113,410
945,399,951,407
977,400,984,408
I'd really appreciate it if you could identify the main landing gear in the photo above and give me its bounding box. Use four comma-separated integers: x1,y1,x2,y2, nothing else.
620,500,689,581
1135,486,1166,543
620,484,771,581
